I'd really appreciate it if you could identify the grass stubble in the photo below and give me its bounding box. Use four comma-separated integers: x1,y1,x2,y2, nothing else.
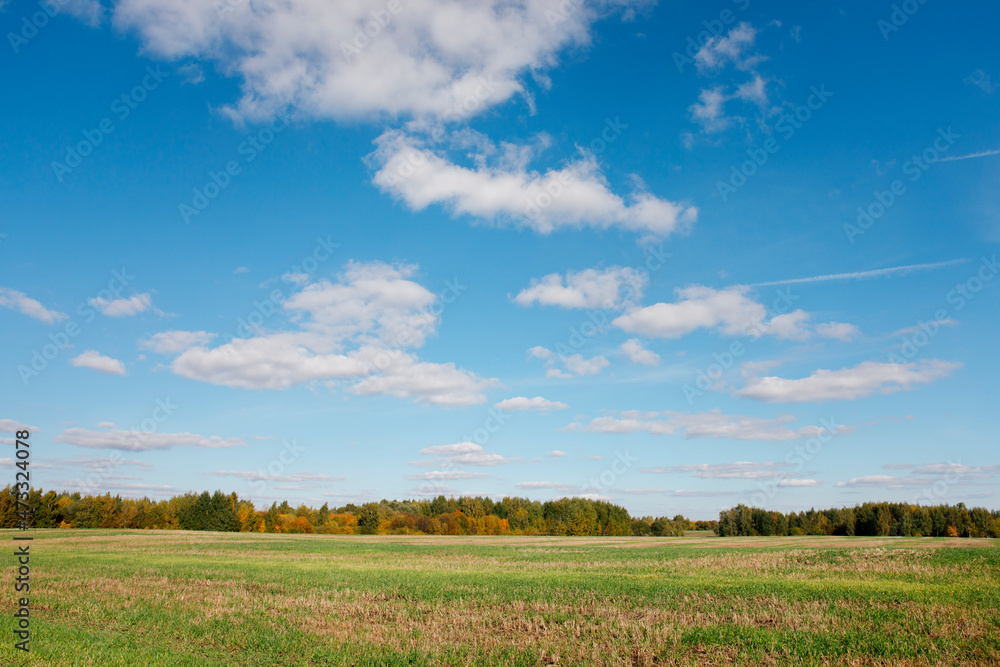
1,531,997,666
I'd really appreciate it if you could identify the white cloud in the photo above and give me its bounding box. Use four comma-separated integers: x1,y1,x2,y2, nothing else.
567,409,850,441
835,475,926,489
37,455,152,472
89,292,153,317
282,273,310,286
530,346,609,378
210,471,344,483
0,287,67,324
768,312,858,341
936,149,1000,163
350,350,495,407
892,319,958,337
514,267,646,309
233,266,249,274
814,321,860,341
493,396,569,411
56,427,246,451
643,461,798,479
735,73,769,106
913,463,998,475
70,350,127,376
694,22,761,72
620,339,660,366
613,286,765,339
56,0,106,26
408,484,457,497
765,310,812,341
141,330,217,354
161,261,494,406
110,0,645,123
737,359,961,403
96,421,116,429
616,489,737,497
173,336,367,390
837,463,998,489
515,481,578,492
745,259,966,288
613,286,858,342
0,419,38,434
414,441,519,467
372,130,697,237
779,478,821,487
547,450,568,459
418,442,482,457
689,87,734,133
406,470,490,481
563,354,609,376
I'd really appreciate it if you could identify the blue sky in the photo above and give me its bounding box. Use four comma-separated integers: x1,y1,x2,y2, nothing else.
1,0,997,519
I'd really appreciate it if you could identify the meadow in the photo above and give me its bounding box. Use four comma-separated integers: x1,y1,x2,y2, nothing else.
1,530,997,666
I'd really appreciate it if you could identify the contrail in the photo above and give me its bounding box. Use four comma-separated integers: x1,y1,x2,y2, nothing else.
742,259,967,288
936,148,1000,163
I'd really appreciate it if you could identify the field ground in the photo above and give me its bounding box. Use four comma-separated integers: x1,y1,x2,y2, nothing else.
1,530,998,666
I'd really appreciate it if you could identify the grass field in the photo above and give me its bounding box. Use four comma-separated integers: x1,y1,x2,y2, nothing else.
2,531,998,666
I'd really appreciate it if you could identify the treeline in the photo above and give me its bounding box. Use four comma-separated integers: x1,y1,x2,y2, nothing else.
717,502,1000,538
0,487,717,537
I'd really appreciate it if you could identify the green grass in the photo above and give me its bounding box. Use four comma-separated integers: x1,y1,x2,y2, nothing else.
1,531,997,665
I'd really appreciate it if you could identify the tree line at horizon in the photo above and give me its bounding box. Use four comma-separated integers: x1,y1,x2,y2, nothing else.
3,487,997,538
717,502,1000,538
0,487,706,536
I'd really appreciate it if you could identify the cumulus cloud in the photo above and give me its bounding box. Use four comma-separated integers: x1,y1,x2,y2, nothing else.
141,330,217,354
779,478,821,487
414,441,519,467
56,427,245,451
814,321,860,341
159,261,495,406
70,350,127,376
612,285,857,342
89,292,153,317
110,0,645,123
613,286,766,339
547,450,568,459
493,396,569,411
620,338,660,366
530,346,609,378
567,409,850,441
0,419,38,434
0,287,67,324
514,267,646,309
350,350,494,407
372,131,696,237
736,360,961,403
